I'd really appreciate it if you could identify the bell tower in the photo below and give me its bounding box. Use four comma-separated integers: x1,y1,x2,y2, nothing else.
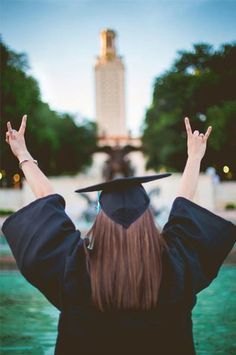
95,29,127,138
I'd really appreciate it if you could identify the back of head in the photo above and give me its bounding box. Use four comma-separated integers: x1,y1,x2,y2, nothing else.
85,208,166,312
77,174,171,311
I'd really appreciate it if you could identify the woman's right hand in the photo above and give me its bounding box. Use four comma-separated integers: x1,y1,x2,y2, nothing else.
5,115,31,161
6,114,54,198
184,117,212,161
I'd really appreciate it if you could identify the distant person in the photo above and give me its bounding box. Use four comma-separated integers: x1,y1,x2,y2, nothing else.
3,116,236,354
206,166,220,184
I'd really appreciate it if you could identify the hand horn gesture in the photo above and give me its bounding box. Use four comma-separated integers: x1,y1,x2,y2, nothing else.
184,117,212,160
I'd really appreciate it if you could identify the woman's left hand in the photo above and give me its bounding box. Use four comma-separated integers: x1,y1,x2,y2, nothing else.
184,117,212,161
6,115,29,160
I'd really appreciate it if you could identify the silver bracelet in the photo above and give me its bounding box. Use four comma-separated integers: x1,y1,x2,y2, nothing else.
19,159,38,170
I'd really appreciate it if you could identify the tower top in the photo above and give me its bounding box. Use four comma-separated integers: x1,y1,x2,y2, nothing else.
100,29,117,61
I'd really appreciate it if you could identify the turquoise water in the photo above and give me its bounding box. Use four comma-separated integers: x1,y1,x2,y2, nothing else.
0,266,235,354
0,271,59,355
193,266,236,355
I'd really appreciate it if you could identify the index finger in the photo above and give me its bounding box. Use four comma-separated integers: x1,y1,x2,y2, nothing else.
184,117,192,136
19,115,27,134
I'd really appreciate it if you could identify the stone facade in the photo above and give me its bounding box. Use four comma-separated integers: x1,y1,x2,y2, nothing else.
2,174,235,226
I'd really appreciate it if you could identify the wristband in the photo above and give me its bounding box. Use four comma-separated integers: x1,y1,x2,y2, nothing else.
19,159,38,170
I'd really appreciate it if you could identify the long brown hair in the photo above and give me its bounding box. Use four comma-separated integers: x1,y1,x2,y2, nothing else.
85,208,167,312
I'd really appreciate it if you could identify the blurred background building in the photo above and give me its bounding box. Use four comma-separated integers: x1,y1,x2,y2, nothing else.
95,29,127,138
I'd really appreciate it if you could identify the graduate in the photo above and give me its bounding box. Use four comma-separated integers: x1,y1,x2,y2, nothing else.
3,115,236,355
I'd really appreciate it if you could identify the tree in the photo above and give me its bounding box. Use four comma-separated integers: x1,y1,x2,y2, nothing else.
142,43,236,179
206,101,236,179
0,39,97,186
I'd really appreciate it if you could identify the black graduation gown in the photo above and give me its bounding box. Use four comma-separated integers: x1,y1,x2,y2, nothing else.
2,194,236,355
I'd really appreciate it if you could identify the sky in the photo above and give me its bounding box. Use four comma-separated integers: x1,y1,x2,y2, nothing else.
1,0,236,135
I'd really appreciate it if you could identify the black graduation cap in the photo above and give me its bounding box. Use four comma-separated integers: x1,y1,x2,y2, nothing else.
75,174,171,228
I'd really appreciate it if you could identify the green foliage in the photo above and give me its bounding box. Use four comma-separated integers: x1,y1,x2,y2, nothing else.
224,203,236,210
0,209,15,216
142,42,236,179
0,39,97,186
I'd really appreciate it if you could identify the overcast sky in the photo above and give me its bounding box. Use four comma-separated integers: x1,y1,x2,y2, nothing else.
1,0,236,134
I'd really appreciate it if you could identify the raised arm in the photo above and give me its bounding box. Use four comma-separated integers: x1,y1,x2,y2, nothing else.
177,117,212,201
5,115,54,199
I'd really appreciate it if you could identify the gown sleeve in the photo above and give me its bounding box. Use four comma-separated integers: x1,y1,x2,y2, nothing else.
1,193,81,309
162,197,236,294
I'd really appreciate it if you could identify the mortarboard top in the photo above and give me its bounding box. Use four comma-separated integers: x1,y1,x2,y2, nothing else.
75,174,171,228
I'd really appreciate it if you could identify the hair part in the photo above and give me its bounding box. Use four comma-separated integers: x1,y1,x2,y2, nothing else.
85,208,167,312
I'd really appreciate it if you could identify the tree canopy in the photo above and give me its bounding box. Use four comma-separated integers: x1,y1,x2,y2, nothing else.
142,43,236,180
0,39,97,187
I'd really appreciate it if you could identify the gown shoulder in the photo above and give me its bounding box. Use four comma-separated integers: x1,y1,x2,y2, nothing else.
2,193,82,309
162,197,236,294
